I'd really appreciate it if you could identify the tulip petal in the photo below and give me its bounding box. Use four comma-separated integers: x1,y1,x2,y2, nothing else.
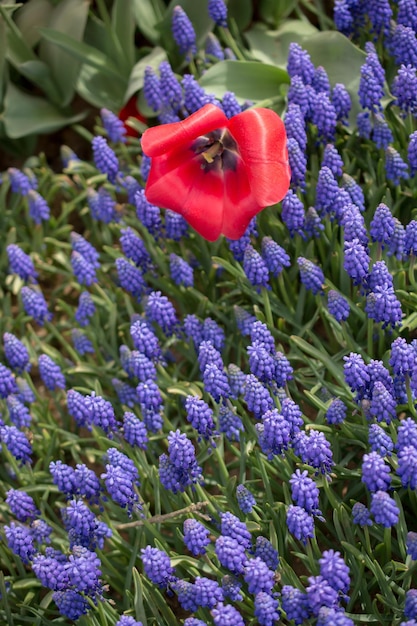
141,104,228,158
221,159,263,239
228,108,291,206
145,147,225,241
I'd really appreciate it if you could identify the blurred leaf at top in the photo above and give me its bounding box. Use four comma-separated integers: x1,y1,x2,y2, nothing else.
257,0,299,28
246,23,366,123
199,59,289,105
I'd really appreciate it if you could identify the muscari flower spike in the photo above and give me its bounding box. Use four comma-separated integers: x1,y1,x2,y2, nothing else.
171,6,197,59
141,103,290,241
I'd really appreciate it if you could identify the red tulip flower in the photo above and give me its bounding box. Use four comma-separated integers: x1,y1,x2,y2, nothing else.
141,103,291,241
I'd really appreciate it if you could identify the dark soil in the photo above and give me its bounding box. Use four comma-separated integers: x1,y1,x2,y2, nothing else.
0,97,99,173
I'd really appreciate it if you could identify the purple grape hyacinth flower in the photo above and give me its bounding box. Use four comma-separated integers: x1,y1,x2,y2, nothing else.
38,355,66,391
171,6,197,59
287,505,315,543
183,518,211,556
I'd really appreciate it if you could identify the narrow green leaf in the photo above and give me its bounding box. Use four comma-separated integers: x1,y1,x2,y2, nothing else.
0,4,61,102
39,26,126,82
38,0,89,106
132,0,166,45
132,568,148,626
111,0,135,69
290,335,345,386
0,4,37,66
199,59,289,103
3,83,87,138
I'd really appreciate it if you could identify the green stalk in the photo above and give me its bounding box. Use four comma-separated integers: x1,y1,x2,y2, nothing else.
409,254,416,288
366,317,374,361
261,287,274,328
219,26,246,61
278,272,295,313
363,526,373,556
383,527,392,563
406,375,417,418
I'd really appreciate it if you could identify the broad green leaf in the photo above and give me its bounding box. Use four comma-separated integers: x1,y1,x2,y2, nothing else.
38,0,89,107
3,83,87,138
303,31,366,93
124,46,167,103
39,26,126,82
246,25,366,125
14,0,52,49
199,59,289,103
258,0,298,27
111,0,135,69
76,63,126,110
17,59,56,93
303,31,366,123
245,20,319,68
132,0,166,45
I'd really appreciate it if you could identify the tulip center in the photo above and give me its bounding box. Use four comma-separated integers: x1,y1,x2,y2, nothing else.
191,129,238,173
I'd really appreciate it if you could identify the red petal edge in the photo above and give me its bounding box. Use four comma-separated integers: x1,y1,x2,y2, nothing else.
141,104,228,158
228,108,291,207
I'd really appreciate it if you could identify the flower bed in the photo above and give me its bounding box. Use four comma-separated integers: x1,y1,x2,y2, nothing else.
1,1,417,625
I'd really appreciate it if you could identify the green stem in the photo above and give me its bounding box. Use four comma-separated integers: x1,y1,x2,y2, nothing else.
261,287,274,328
278,273,295,313
366,317,374,361
219,26,246,60
363,526,373,556
409,255,416,288
213,443,232,485
383,527,392,563
189,57,198,77
406,375,417,418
